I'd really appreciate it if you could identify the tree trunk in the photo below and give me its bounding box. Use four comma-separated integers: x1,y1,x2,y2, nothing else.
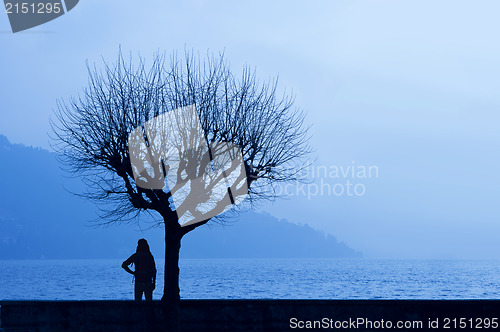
161,221,182,332
162,222,182,301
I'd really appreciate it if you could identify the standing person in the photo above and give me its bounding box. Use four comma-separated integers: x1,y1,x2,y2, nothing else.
122,238,157,301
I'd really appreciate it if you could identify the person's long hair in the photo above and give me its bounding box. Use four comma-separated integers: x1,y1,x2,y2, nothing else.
136,238,151,254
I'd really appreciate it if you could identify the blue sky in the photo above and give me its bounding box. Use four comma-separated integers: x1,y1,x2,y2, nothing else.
1,0,500,258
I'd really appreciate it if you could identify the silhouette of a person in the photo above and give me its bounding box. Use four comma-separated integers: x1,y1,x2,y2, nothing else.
122,238,157,301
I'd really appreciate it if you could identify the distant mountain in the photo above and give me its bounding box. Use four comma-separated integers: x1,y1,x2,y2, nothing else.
0,135,361,259
181,212,361,258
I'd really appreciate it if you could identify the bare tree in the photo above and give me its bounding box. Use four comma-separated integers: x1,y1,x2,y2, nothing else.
52,50,310,303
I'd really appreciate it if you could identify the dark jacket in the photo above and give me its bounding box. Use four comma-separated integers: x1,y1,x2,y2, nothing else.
123,252,156,283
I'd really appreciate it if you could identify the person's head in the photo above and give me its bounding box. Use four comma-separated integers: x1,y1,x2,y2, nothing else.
136,238,150,253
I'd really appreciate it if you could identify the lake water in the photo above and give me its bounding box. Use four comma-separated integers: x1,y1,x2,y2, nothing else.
1,259,500,300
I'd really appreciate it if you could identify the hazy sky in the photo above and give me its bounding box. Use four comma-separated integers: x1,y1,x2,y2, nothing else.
1,1,499,259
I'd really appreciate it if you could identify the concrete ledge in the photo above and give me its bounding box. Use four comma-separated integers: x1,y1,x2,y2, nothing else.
1,300,500,331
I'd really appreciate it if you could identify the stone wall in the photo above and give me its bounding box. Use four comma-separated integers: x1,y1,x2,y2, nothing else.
1,300,499,331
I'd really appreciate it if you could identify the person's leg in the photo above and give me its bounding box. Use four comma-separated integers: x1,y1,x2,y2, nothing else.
134,283,142,301
145,284,153,301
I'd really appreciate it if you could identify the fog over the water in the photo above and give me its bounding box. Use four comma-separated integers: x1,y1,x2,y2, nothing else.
1,1,499,259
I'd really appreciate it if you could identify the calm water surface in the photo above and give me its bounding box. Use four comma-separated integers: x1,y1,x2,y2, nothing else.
1,259,499,300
